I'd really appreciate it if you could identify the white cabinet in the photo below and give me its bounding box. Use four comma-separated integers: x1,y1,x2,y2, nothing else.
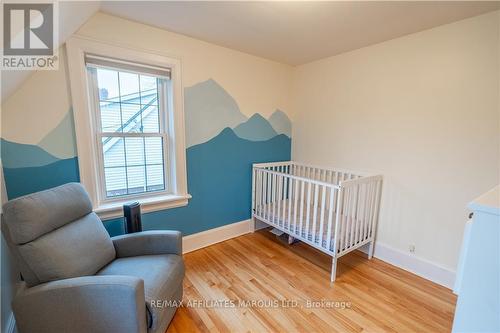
452,186,500,332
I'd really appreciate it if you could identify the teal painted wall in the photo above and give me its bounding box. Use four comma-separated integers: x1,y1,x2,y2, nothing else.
104,128,290,236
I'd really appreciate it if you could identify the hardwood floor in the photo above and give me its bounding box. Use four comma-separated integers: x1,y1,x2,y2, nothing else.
167,230,456,333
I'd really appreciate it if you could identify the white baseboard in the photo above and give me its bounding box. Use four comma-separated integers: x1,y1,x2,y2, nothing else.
359,242,456,289
182,219,253,254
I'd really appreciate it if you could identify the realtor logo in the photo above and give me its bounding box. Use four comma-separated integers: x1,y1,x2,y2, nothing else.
2,2,57,69
4,3,53,55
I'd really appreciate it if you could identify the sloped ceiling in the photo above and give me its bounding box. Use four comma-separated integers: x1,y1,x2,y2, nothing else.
1,1,100,102
2,1,499,102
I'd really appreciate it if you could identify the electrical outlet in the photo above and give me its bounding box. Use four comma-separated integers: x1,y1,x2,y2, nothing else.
409,245,416,253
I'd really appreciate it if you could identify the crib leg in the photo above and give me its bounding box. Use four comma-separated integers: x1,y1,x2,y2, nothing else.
368,240,375,260
330,256,337,282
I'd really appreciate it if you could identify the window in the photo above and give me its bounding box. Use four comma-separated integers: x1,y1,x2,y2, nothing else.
87,61,168,198
67,38,189,219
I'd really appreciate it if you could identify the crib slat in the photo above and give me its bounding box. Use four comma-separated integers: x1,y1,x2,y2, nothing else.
299,180,305,237
337,187,344,252
293,178,299,234
367,180,375,238
338,187,345,252
351,184,359,246
277,174,282,227
283,177,288,229
267,172,272,221
355,185,361,245
350,186,356,247
287,177,293,232
318,185,326,247
311,184,319,243
364,183,371,241
342,186,350,251
305,182,312,240
341,186,351,252
261,170,265,219
358,183,365,243
260,170,265,218
363,182,373,241
350,185,358,247
326,188,338,253
254,169,259,217
272,173,277,224
334,188,343,254
259,170,264,218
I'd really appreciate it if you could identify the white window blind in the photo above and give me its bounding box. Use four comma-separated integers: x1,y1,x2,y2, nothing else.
85,54,171,79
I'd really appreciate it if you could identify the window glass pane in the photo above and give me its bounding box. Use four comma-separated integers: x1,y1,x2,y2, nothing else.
120,103,142,133
145,137,163,164
119,72,140,100
104,167,127,197
96,68,119,101
100,101,121,132
140,76,158,106
102,137,125,167
142,105,160,133
102,136,165,198
127,166,146,194
146,164,165,192
124,137,145,166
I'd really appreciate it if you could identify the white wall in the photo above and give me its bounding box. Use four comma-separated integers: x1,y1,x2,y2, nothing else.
290,11,499,272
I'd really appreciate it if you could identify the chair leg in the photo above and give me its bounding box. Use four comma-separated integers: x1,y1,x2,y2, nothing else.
331,256,337,282
368,240,375,259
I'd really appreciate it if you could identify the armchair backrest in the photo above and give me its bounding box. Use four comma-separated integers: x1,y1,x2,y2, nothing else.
1,183,116,287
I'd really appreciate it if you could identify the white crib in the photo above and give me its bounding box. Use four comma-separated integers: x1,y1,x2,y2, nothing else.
252,161,382,282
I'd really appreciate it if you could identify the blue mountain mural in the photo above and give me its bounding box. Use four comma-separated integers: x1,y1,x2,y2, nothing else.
184,79,292,146
38,110,77,159
1,138,80,199
1,139,60,169
103,127,291,236
268,109,292,138
185,79,247,148
3,157,80,199
233,113,278,141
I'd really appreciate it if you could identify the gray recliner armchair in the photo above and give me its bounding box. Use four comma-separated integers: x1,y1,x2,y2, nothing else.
1,183,184,333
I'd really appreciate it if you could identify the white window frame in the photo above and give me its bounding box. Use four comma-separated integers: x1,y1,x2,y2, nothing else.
66,36,190,220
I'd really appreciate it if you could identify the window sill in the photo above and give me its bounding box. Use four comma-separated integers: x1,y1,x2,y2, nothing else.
95,194,191,220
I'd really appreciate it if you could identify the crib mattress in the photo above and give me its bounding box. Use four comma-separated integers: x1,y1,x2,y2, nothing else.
255,199,370,252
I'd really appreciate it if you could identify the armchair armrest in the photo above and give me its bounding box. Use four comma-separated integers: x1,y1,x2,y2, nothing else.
111,230,182,257
13,276,147,333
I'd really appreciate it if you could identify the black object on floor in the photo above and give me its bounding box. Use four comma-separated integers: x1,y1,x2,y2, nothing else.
124,202,142,233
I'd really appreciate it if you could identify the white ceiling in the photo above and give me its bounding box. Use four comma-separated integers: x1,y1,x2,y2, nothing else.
101,1,500,65
2,1,499,102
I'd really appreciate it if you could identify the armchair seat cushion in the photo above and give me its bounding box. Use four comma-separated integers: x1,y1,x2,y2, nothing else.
97,254,184,331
